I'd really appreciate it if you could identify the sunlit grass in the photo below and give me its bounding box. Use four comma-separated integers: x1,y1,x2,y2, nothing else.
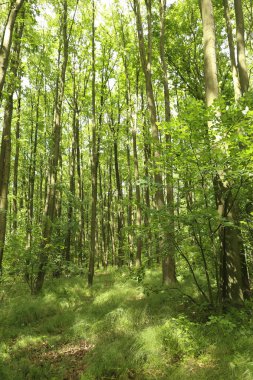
0,268,253,379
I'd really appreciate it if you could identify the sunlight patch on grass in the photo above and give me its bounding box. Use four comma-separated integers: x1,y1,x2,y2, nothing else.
13,335,46,350
0,343,10,361
92,283,137,306
1,270,253,379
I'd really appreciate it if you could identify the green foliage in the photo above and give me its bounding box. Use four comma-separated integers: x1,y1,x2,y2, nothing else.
128,265,145,283
1,0,253,377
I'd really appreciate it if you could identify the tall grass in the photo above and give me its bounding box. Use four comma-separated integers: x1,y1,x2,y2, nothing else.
0,268,253,379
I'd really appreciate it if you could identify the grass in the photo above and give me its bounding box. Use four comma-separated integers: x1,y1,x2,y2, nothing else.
0,268,253,379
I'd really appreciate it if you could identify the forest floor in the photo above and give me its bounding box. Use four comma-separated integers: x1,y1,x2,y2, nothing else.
0,268,253,379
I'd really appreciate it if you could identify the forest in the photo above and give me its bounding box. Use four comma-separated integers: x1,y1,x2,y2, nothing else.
1,0,253,378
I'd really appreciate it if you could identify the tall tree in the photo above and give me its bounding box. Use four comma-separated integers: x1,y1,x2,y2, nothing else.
12,80,21,230
234,0,249,93
0,19,24,272
110,98,124,266
223,0,242,99
133,0,176,284
199,0,219,107
200,0,246,304
0,0,25,98
132,81,142,267
159,0,176,284
34,0,69,293
88,0,98,285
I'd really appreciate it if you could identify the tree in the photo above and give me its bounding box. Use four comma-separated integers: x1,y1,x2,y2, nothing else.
200,0,247,304
0,0,252,306
223,0,241,100
234,0,249,94
133,0,176,284
0,18,24,272
0,0,25,99
34,0,69,293
159,0,176,284
88,0,98,286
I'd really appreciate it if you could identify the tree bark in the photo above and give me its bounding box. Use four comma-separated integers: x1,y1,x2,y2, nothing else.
200,0,219,107
113,120,124,266
200,0,246,304
65,108,77,263
12,82,21,230
25,87,40,284
133,0,176,283
34,0,69,293
88,0,98,286
132,90,142,267
234,0,249,94
0,20,24,272
0,0,25,99
223,0,242,100
159,0,176,284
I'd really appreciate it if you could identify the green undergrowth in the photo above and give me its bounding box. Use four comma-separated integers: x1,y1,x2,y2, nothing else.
0,268,253,379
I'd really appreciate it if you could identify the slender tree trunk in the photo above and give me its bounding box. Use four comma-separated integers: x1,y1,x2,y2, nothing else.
0,0,25,99
34,0,69,293
234,0,249,93
126,92,134,266
88,0,98,286
113,124,124,266
98,164,106,267
12,82,21,230
65,110,76,262
132,120,142,267
65,66,81,263
0,21,24,272
141,88,152,264
107,153,113,265
214,177,244,303
118,17,134,266
126,128,134,265
73,82,85,264
200,0,246,304
131,76,142,267
133,0,176,283
159,0,176,284
0,96,14,273
25,88,40,284
223,0,242,100
200,0,219,107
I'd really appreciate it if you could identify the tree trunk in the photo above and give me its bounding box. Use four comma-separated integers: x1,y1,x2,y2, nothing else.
223,0,242,100
0,0,25,98
25,87,40,284
107,153,113,265
133,0,176,283
113,128,124,266
126,128,134,265
0,20,24,272
200,0,219,107
88,0,98,286
132,99,142,267
12,82,21,230
159,0,176,284
214,176,244,303
73,78,85,265
234,0,249,94
141,88,152,265
34,0,69,293
98,164,107,267
200,0,246,305
65,109,76,263
0,96,13,273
